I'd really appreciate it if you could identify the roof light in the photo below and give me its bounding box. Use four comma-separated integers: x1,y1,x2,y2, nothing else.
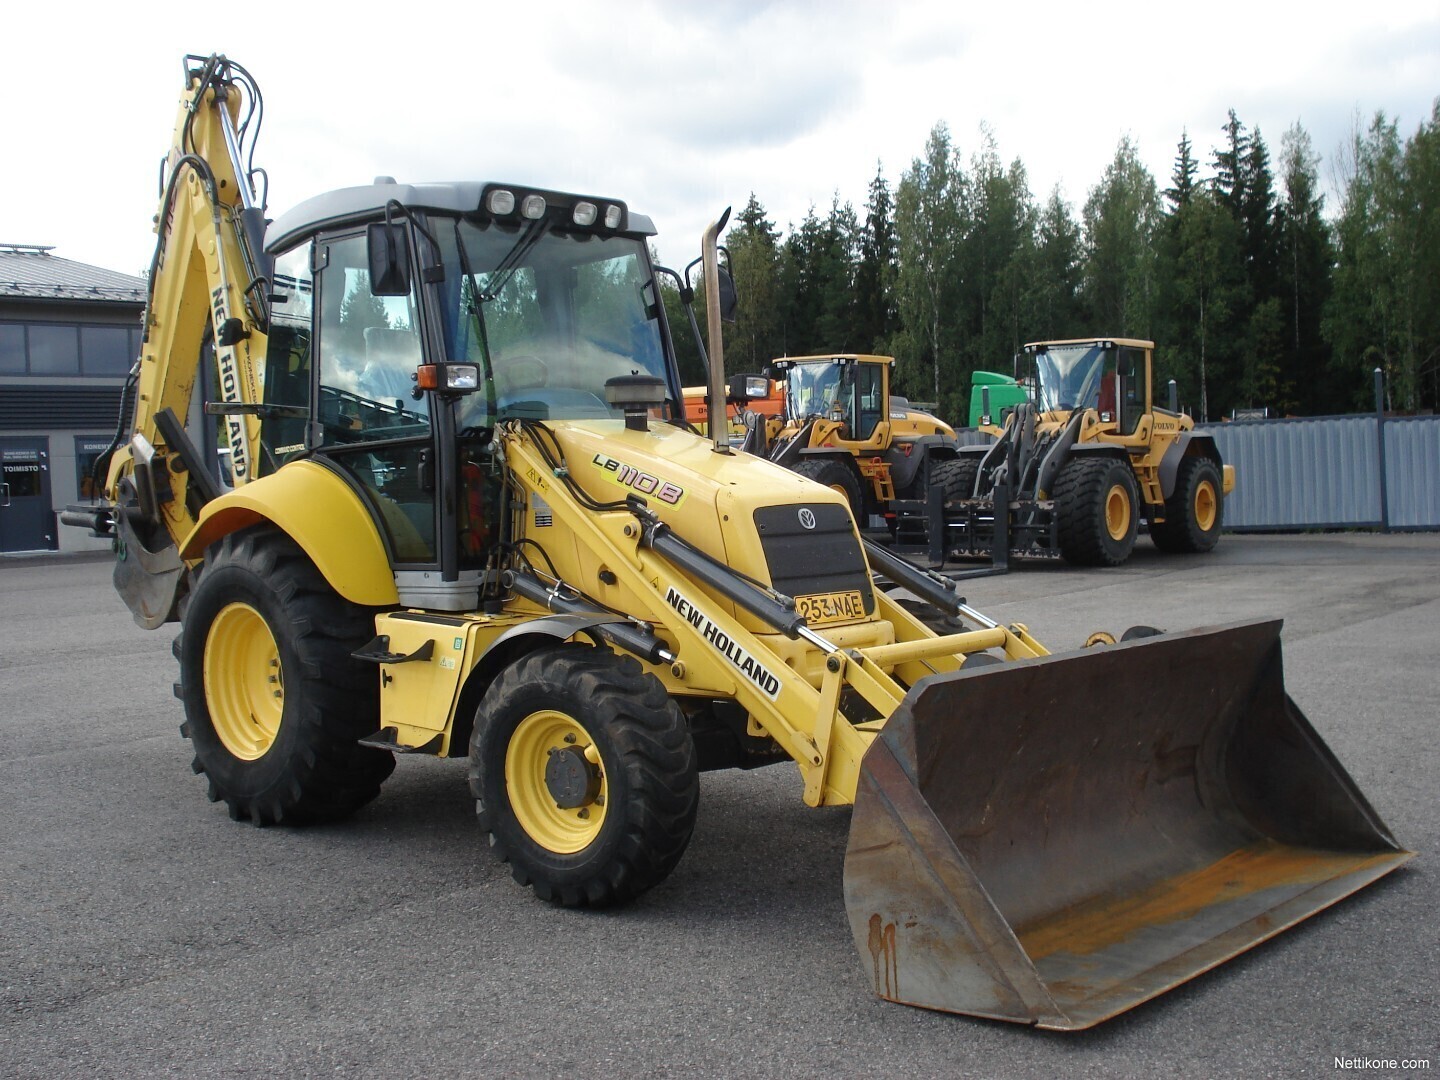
487,188,515,215
521,194,547,219
572,201,598,227
603,204,623,229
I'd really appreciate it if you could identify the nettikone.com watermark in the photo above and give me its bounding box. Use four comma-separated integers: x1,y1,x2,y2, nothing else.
1335,1058,1431,1071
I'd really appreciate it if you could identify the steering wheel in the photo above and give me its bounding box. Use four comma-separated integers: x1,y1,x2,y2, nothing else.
502,354,549,392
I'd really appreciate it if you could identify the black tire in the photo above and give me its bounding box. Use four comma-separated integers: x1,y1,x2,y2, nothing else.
470,644,698,907
792,457,865,523
1120,624,1165,641
175,525,394,825
1053,456,1139,567
929,457,979,502
1151,456,1224,554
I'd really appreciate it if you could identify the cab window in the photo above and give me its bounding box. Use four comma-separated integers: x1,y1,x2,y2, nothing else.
259,243,314,466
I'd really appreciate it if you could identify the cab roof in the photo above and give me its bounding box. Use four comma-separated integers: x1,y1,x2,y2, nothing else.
266,181,656,254
1023,338,1154,351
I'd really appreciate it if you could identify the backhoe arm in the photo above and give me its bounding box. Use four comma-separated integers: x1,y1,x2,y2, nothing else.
107,54,271,545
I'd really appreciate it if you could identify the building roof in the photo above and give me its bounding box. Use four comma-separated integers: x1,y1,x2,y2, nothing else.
0,244,146,304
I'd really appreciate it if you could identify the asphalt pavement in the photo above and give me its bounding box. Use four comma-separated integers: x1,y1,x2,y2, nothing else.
1,534,1435,1078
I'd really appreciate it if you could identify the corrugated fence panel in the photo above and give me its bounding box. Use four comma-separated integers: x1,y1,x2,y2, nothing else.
962,414,1438,531
1385,416,1440,528
1200,416,1383,529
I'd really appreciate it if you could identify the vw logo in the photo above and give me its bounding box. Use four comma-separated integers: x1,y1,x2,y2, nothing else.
798,508,817,530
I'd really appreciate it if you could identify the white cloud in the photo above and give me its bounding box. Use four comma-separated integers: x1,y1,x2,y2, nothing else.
1,0,1434,277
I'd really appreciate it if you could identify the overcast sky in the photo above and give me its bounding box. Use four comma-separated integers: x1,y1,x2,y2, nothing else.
3,0,1436,279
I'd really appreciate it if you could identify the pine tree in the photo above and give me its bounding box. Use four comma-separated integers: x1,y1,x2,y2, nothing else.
1081,135,1161,339
1275,123,1333,413
894,123,966,410
1326,104,1440,412
854,163,898,353
722,194,785,372
1024,187,1085,340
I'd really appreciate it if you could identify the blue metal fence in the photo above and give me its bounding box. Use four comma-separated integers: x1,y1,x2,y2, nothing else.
1200,413,1440,531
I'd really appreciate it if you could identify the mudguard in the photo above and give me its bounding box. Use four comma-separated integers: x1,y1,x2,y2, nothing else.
1159,433,1223,500
885,436,959,494
180,459,398,606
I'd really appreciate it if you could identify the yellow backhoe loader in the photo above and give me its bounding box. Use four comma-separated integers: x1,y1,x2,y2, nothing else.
66,55,1411,1030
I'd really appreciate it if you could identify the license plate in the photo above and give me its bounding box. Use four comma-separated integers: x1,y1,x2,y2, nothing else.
795,589,866,626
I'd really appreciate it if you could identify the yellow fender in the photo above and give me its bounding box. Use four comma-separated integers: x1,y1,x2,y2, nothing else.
180,460,398,606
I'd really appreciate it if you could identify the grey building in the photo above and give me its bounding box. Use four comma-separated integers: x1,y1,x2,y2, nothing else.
1,244,145,553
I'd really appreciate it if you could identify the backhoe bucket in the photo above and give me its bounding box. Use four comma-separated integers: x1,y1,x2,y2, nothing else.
844,619,1412,1030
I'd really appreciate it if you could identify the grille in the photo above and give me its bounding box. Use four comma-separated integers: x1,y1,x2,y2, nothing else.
752,502,874,614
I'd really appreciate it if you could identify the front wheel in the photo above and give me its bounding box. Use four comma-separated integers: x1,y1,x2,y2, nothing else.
792,457,865,524
929,457,980,502
470,644,698,907
1054,457,1139,567
176,525,394,824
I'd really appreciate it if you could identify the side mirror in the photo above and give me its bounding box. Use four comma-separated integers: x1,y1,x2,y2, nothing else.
717,267,738,324
367,222,411,296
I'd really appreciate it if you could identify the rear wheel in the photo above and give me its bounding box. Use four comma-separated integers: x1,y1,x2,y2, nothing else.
792,457,865,523
175,525,393,825
470,644,698,907
1054,457,1139,566
1151,456,1224,553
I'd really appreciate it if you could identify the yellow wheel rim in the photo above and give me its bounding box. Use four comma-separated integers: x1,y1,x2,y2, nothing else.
1194,479,1218,532
204,602,283,761
506,710,607,854
1105,483,1132,541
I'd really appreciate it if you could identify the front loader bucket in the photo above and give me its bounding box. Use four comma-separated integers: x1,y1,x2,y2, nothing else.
844,619,1412,1030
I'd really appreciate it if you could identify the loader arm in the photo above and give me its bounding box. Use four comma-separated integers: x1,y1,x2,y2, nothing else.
491,422,1046,807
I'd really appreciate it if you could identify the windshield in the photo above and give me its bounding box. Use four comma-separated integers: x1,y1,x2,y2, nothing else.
786,361,844,422
1033,344,1112,413
432,218,672,426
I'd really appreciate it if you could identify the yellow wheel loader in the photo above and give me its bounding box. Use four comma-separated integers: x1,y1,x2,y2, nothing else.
65,54,1411,1030
730,355,967,529
926,338,1236,568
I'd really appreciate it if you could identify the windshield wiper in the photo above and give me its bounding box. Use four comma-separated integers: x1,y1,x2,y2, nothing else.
479,216,550,302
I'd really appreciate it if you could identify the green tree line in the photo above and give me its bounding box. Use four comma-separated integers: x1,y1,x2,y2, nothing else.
666,102,1440,424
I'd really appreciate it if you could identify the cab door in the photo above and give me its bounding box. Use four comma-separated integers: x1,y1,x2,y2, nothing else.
309,231,437,567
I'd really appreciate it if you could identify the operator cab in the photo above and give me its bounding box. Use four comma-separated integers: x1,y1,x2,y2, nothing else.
1020,339,1150,436
253,181,685,604
774,356,888,444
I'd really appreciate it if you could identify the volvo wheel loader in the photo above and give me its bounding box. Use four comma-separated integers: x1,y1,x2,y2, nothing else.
66,54,1412,1030
730,355,964,529
917,338,1237,568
